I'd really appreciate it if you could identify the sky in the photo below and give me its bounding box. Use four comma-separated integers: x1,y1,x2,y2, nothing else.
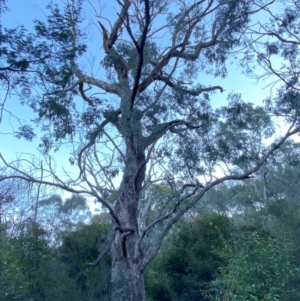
0,0,280,196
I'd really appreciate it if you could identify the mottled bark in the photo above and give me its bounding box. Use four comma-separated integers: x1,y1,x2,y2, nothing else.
111,155,146,301
110,94,147,300
111,232,146,301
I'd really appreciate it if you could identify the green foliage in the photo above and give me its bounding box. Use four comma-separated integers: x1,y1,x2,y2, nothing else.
59,218,111,300
146,213,231,301
38,193,92,235
0,25,35,86
0,223,61,301
58,194,87,214
213,95,274,167
15,125,37,141
0,226,31,301
17,224,57,301
0,217,112,301
206,231,300,301
146,258,172,301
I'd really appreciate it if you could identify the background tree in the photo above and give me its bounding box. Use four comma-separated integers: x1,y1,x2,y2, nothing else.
1,1,300,300
59,217,111,300
146,213,230,301
206,227,300,301
0,206,112,300
199,141,300,301
38,193,92,239
0,226,30,301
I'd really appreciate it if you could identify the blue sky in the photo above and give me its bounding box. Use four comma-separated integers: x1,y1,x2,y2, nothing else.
0,0,273,163
0,0,287,213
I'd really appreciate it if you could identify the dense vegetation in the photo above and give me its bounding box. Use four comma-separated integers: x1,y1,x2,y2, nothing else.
1,142,300,300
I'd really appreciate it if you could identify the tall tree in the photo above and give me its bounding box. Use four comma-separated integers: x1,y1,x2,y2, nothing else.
1,1,300,300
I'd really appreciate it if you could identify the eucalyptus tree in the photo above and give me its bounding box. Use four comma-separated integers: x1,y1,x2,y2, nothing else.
38,194,92,236
1,0,300,300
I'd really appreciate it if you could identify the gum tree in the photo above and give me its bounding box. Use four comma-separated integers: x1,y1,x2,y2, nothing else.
1,0,300,300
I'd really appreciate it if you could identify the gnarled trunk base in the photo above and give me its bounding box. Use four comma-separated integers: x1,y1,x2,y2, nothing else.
111,248,145,301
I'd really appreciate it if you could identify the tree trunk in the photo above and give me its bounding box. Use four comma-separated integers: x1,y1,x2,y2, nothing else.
111,244,146,301
111,147,146,301
111,194,146,301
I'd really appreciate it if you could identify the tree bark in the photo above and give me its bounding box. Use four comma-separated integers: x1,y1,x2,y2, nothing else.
110,131,146,300
111,243,146,301
111,174,146,300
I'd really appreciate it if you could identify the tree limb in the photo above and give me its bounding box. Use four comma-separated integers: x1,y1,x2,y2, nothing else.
140,122,300,270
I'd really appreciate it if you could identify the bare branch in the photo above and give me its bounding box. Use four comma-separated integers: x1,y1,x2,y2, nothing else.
129,0,151,109
111,0,131,50
152,73,224,95
141,122,300,270
73,64,122,95
0,153,122,227
143,119,204,149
